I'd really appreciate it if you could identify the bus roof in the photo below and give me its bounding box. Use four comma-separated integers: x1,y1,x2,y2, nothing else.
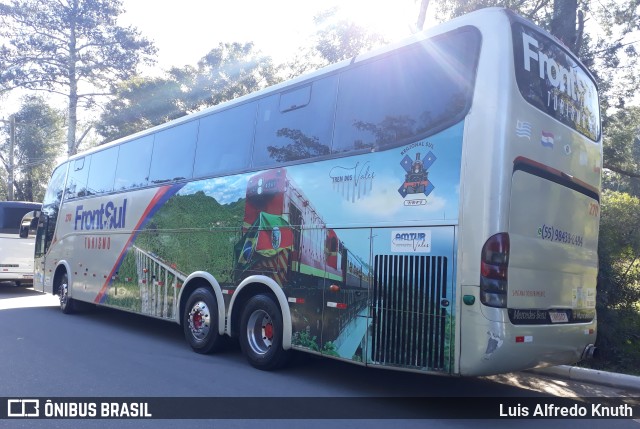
0,201,41,209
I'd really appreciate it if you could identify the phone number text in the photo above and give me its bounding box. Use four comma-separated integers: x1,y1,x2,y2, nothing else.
538,224,583,247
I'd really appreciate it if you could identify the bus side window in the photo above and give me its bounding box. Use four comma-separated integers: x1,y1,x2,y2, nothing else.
149,121,198,183
193,102,255,178
65,157,90,199
333,29,480,152
253,76,338,168
114,135,153,190
279,85,311,112
86,146,118,196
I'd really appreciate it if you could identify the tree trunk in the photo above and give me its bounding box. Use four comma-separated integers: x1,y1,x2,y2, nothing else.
416,0,430,31
550,0,578,53
66,0,79,156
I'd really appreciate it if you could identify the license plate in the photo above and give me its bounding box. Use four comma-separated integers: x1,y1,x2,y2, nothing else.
549,311,568,323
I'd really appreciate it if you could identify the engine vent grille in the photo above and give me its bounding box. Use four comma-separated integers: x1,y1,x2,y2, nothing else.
371,255,448,370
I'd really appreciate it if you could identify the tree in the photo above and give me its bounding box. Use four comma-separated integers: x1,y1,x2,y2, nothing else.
314,14,385,64
602,106,640,192
287,9,385,78
596,191,640,372
432,0,639,119
0,96,64,201
180,42,281,113
96,42,279,143
0,0,156,155
95,75,186,142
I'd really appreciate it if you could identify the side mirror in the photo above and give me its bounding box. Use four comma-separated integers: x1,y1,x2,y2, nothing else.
19,209,40,238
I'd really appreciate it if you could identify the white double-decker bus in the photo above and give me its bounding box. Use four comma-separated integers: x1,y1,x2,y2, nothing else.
35,8,601,376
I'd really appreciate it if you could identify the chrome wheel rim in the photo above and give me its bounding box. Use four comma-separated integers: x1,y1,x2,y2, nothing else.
246,309,273,355
188,301,211,340
59,280,69,308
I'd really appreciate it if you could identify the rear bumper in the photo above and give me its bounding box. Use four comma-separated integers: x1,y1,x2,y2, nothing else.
0,271,35,283
460,289,597,376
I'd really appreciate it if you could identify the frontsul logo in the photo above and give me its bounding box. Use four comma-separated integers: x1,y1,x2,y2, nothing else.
74,199,128,231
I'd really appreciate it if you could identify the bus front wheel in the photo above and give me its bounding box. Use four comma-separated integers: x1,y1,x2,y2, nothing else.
239,294,290,370
58,272,75,314
183,287,223,354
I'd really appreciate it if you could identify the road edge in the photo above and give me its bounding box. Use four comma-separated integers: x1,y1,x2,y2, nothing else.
527,365,640,392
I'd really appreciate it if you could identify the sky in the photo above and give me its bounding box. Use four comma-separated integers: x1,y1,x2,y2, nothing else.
117,0,422,70
0,0,425,120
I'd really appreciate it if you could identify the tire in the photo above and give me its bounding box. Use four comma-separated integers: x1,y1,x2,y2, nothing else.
183,287,223,354
239,294,290,370
58,272,75,314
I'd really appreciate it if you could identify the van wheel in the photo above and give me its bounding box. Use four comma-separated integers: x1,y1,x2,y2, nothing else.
58,273,75,314
239,294,290,370
183,287,223,354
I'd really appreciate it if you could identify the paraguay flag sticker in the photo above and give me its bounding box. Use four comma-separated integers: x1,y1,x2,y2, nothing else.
541,130,554,148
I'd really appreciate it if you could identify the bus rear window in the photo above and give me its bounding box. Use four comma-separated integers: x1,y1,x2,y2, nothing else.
0,207,32,234
512,22,600,141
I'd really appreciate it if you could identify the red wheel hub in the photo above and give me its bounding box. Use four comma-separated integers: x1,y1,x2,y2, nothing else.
264,323,273,340
192,312,202,330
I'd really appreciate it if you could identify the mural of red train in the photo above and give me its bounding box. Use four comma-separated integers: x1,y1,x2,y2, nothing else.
235,168,370,358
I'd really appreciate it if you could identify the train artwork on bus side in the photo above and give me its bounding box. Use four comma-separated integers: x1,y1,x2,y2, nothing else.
235,168,370,356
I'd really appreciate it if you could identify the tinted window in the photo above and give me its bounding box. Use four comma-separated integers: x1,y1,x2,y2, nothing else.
512,22,600,141
149,121,198,183
37,162,68,256
193,102,256,178
253,76,338,167
280,85,311,112
65,157,90,199
0,207,35,233
114,135,153,190
86,147,118,195
333,27,481,152
43,163,68,209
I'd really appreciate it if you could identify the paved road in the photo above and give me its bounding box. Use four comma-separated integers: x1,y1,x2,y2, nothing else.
0,285,637,428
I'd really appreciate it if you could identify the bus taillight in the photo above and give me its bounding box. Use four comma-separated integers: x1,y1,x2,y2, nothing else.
480,233,510,308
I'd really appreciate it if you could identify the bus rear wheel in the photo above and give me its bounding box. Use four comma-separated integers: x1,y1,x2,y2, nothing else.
183,287,223,354
239,294,290,370
58,272,75,314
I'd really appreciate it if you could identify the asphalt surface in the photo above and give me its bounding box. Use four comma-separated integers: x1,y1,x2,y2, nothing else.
0,284,637,428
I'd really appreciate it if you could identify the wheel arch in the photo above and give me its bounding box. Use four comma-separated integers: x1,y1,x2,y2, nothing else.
228,275,292,350
178,271,225,336
52,261,72,295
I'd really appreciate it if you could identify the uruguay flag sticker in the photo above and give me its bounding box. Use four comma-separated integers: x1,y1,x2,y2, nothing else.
541,130,554,148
